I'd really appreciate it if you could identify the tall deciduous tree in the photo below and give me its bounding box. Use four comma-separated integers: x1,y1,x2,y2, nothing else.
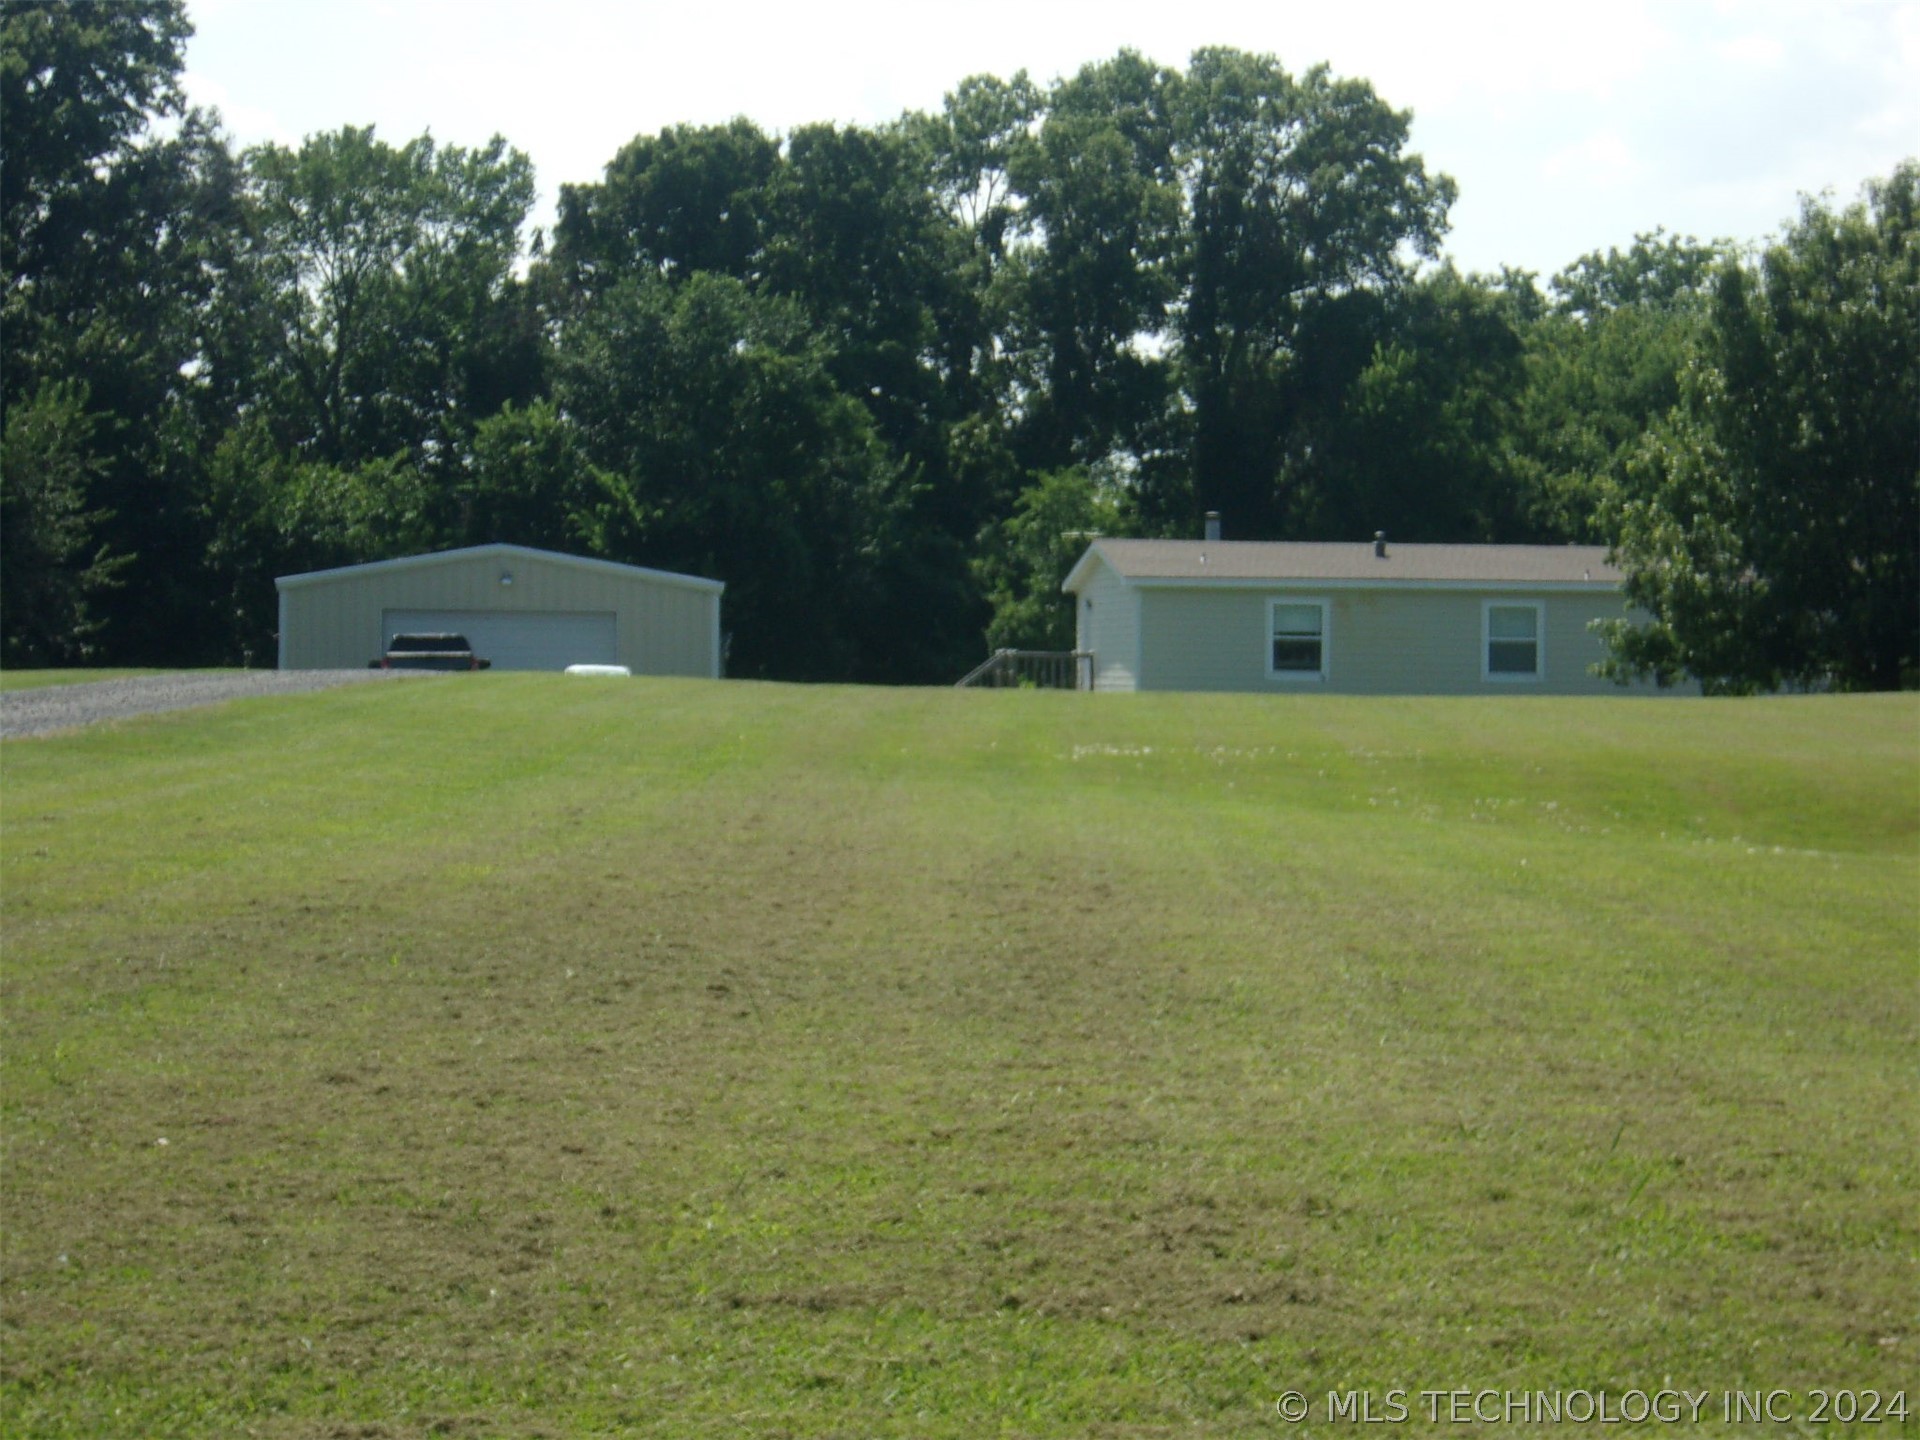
1167,49,1454,537
2,0,248,663
922,71,1040,262
554,272,911,681
459,400,593,552
552,115,995,679
0,381,124,663
199,415,440,663
237,126,539,476
1,0,191,314
762,123,969,481
1297,267,1533,543
550,119,779,301
975,464,1129,650
915,70,1041,427
1002,51,1182,473
185,126,539,659
1600,166,1919,692
1512,231,1722,541
760,120,993,674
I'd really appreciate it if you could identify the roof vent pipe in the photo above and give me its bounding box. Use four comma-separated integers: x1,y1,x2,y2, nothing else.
1374,531,1388,559
1204,511,1222,542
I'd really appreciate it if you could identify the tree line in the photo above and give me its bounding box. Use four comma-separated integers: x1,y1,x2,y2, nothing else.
4,1,1914,690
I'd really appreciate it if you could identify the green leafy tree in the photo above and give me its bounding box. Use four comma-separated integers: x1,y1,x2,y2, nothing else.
0,381,125,663
459,400,594,551
0,0,191,309
1297,268,1533,542
761,122,976,500
1168,49,1454,537
1600,166,1919,692
236,126,538,476
555,272,914,680
1552,229,1721,316
762,121,996,675
920,71,1041,264
199,416,441,664
914,70,1043,437
976,465,1128,650
550,119,779,301
552,117,997,679
1002,52,1182,473
2,0,250,663
183,123,544,658
199,416,440,663
1512,231,1722,541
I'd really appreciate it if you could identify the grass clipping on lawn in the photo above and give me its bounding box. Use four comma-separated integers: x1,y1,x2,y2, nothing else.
2,680,1914,1438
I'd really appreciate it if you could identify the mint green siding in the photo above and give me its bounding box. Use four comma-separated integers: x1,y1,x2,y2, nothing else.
1134,585,1665,695
279,550,719,676
1076,562,1140,692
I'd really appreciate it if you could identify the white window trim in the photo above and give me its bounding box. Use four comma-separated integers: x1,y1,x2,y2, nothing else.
1267,596,1330,683
1482,599,1545,683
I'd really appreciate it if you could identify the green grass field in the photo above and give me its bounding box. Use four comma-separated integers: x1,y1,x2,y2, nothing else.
2,679,1914,1437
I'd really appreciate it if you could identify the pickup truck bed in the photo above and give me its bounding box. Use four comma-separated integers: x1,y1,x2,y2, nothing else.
370,633,492,671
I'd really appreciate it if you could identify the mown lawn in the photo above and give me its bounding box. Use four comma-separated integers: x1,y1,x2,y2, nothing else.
2,679,1914,1437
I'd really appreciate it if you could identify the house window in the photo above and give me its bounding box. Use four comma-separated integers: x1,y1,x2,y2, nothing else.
1483,601,1543,681
1269,599,1328,681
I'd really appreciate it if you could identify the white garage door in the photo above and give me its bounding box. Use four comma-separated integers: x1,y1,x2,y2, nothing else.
383,610,618,672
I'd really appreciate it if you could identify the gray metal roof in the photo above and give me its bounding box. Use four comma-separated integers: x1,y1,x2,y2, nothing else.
275,543,724,594
1065,539,1622,590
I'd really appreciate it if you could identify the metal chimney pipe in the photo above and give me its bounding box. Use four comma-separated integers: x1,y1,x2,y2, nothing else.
1204,511,1222,542
1374,531,1387,558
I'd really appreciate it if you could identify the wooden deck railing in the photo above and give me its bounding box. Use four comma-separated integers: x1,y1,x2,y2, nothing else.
955,649,1094,690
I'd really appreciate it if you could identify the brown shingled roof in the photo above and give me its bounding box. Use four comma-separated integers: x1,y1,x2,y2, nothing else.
1071,539,1622,587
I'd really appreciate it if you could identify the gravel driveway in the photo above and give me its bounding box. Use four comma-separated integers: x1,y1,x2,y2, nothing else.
0,669,429,739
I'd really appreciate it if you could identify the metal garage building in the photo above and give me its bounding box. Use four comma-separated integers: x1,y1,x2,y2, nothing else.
276,544,724,676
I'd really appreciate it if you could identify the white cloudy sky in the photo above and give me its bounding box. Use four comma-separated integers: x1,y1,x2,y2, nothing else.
181,0,1918,280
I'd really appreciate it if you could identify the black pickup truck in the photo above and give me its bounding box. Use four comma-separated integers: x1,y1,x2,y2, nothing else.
369,633,493,671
